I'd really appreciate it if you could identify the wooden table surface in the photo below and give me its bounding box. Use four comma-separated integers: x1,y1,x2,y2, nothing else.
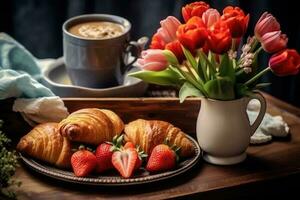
1,93,300,200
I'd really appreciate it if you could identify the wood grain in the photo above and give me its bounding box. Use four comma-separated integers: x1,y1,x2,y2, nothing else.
0,93,300,200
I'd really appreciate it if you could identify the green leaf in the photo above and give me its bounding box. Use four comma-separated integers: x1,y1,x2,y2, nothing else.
129,68,182,87
182,47,197,70
197,58,206,82
219,54,235,82
235,83,249,98
208,51,218,69
179,82,204,103
204,77,235,100
163,50,179,65
254,82,271,89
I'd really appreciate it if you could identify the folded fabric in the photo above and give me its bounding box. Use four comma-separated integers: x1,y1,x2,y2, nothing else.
247,100,289,144
13,97,68,126
0,33,68,125
0,69,53,99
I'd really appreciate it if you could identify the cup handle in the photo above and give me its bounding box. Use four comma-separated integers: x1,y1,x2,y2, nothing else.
247,92,267,136
122,36,148,73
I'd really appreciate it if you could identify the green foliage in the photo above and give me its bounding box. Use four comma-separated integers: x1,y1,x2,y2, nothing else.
0,120,20,199
204,77,235,100
179,82,204,103
132,42,269,102
129,68,183,87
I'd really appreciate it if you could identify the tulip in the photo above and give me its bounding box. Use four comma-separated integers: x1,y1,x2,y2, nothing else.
207,20,232,54
255,12,281,40
158,16,181,43
269,49,300,76
260,31,288,53
176,16,208,52
150,33,166,49
165,40,185,63
137,49,168,71
221,6,249,38
182,1,210,22
202,8,220,27
150,16,181,50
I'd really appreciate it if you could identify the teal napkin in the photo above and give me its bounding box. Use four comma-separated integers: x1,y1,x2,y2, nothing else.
0,33,54,99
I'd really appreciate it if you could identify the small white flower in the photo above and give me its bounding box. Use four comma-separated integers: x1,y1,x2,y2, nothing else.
228,49,237,59
244,67,252,73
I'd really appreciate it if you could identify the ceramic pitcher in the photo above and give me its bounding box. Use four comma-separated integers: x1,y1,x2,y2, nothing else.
196,92,266,165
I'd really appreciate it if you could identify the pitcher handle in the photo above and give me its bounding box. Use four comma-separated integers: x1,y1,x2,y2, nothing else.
122,37,148,73
247,92,267,136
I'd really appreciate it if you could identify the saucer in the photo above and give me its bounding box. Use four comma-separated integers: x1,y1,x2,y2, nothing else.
41,57,148,97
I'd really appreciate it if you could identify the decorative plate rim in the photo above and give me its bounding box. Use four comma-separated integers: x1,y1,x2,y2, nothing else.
19,134,201,186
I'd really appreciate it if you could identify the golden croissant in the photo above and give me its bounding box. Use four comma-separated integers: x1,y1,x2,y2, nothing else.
124,119,195,157
58,108,124,145
17,123,72,168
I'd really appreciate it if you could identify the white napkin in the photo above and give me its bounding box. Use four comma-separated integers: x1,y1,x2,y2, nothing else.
247,100,289,144
13,96,69,126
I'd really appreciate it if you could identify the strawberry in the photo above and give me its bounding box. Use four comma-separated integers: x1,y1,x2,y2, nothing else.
112,148,138,178
146,144,178,173
95,143,114,173
71,147,97,177
123,141,135,149
95,135,124,173
123,142,147,170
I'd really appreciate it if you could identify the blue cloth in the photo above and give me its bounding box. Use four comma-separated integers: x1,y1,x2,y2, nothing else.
0,33,54,99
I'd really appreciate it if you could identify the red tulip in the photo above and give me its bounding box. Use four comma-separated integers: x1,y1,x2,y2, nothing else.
221,6,249,38
261,31,288,53
202,8,220,28
150,16,181,49
269,49,300,76
182,1,210,22
150,33,166,49
255,12,280,40
165,40,185,63
207,20,232,54
137,49,168,71
176,16,208,52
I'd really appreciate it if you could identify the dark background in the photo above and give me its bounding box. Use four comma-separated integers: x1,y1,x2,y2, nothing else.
0,0,299,106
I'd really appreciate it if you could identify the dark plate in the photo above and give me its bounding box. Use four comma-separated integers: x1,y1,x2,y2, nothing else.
19,134,201,186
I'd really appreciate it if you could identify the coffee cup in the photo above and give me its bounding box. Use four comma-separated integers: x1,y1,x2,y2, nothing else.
63,14,148,88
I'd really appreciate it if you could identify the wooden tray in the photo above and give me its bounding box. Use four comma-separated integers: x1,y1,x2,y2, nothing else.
1,94,300,199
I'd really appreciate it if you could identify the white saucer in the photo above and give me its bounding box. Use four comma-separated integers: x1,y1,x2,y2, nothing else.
41,57,148,97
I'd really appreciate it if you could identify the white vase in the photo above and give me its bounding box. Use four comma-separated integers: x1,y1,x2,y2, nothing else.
196,92,266,165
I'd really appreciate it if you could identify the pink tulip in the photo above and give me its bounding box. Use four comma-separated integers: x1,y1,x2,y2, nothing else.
156,16,181,44
137,49,168,71
255,12,280,40
202,8,220,27
260,31,288,53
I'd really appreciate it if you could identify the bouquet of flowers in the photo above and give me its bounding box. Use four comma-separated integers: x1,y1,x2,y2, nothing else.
130,1,300,102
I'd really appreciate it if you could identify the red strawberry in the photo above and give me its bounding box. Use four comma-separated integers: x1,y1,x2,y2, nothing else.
71,147,97,177
112,148,138,178
146,144,177,173
123,142,147,170
124,141,135,149
95,143,114,173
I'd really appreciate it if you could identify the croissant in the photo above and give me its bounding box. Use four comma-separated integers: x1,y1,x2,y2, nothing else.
124,119,195,157
17,123,72,168
58,108,124,145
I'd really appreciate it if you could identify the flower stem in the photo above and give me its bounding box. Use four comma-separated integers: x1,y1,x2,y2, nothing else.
235,68,244,76
244,67,271,86
254,46,263,55
250,37,259,52
231,38,237,51
174,64,208,96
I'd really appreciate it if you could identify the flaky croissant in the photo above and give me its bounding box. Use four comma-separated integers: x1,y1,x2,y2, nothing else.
58,108,124,145
17,123,72,168
124,119,195,157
